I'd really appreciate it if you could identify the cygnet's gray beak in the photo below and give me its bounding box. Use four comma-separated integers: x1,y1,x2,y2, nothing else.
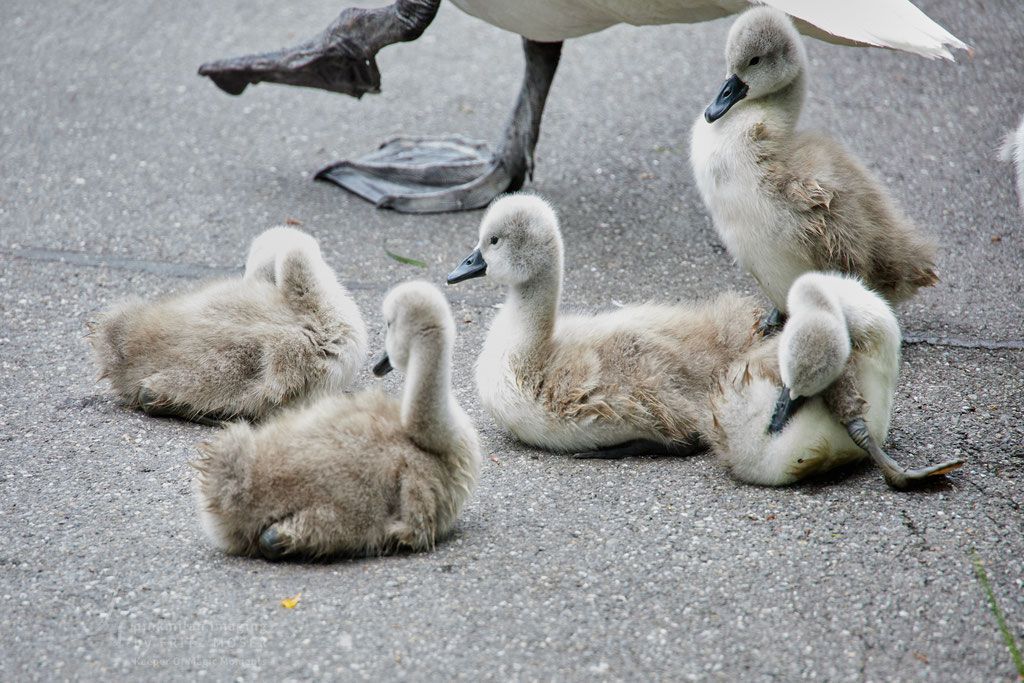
372,352,393,377
447,249,487,284
767,385,807,435
705,74,748,123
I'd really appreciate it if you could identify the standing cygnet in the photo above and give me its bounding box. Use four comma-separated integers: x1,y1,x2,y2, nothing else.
90,227,367,423
690,7,939,320
999,114,1024,217
448,193,762,458
706,272,963,489
192,281,482,560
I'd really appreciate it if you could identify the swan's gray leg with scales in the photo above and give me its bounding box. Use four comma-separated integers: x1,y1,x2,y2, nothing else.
820,366,964,490
198,0,562,213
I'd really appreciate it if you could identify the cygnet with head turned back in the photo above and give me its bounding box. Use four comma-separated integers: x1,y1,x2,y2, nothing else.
89,227,367,423
707,271,963,489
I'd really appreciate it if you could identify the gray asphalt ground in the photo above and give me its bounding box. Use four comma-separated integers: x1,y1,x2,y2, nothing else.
2,0,1022,680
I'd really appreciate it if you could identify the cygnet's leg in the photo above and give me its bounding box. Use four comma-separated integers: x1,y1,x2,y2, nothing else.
257,526,291,561
136,387,231,427
258,508,341,561
316,38,563,213
756,307,787,337
574,438,703,460
198,0,439,98
844,419,963,490
822,369,964,490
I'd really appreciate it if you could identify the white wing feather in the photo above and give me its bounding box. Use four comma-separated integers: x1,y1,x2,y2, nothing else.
762,0,970,59
450,0,969,58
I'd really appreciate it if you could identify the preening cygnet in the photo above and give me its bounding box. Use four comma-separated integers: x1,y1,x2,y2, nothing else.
192,281,482,559
448,193,762,458
999,114,1024,217
89,227,367,423
690,7,939,317
706,272,963,489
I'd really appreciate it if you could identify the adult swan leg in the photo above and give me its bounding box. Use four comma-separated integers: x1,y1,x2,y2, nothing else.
198,0,562,213
317,38,562,213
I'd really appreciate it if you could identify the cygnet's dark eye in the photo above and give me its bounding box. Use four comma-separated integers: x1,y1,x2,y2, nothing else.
749,56,761,66
489,236,499,245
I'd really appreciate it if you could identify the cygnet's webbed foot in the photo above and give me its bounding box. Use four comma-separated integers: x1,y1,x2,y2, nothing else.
136,388,231,427
316,38,563,213
574,438,702,460
767,386,807,435
756,307,787,337
257,526,291,561
845,418,965,490
198,0,440,98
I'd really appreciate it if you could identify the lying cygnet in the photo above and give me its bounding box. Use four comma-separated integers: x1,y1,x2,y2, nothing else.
448,194,762,458
192,281,482,559
999,114,1024,217
690,7,939,318
90,227,367,423
706,271,963,489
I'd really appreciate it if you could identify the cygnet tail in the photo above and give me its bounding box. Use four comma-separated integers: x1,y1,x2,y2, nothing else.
766,0,969,59
191,425,261,555
998,130,1016,163
998,116,1024,217
87,298,148,396
88,307,128,381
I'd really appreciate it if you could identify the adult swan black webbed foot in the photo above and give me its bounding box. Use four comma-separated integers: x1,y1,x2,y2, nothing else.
198,0,440,98
316,38,561,213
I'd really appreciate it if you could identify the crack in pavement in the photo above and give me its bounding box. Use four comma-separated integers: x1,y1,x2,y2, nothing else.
902,335,1024,351
4,247,1024,348
0,246,378,290
2,246,241,279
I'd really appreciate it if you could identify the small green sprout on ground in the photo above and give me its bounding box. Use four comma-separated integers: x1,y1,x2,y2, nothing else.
971,548,1024,679
383,241,428,268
